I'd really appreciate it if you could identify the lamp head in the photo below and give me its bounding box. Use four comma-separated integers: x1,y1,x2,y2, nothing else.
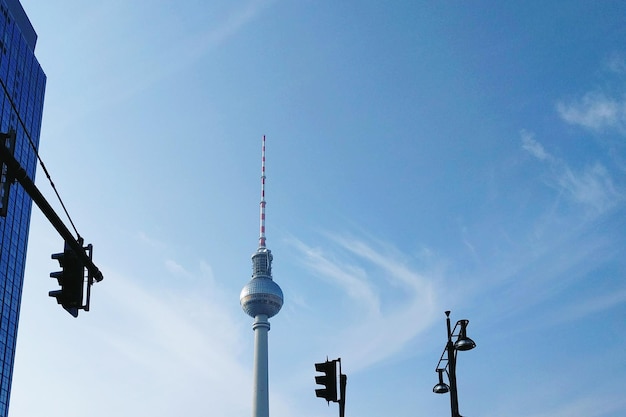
454,319,476,351
433,369,450,394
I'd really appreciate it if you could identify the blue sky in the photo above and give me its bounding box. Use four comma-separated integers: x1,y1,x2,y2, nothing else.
9,1,626,416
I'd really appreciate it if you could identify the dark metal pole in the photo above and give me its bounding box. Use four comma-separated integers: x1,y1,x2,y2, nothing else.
0,140,103,282
337,357,347,417
339,373,347,417
445,311,460,417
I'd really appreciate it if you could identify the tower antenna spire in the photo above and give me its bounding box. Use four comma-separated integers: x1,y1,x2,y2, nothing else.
259,135,267,248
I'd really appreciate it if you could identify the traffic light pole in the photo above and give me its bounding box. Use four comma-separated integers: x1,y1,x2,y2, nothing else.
339,362,347,417
0,132,103,283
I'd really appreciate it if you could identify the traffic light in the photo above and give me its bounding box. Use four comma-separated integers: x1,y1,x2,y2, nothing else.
315,359,338,403
49,242,85,317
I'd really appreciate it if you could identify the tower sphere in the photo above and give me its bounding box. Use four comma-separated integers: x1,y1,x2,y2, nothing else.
240,277,283,318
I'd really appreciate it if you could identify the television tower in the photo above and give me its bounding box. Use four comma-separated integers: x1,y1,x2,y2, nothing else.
240,135,284,417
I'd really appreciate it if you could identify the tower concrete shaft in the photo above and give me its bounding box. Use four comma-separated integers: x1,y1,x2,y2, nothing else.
251,315,270,417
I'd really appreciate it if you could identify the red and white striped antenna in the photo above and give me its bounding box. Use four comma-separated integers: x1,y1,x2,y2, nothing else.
258,135,267,248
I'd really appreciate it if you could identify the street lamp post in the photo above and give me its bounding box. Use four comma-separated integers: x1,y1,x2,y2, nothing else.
433,310,476,417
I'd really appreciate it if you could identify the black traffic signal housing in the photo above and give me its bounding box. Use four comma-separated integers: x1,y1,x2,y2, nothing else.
49,242,85,317
315,359,338,403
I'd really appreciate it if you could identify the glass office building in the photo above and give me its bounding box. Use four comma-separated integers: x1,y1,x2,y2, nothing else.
0,0,46,415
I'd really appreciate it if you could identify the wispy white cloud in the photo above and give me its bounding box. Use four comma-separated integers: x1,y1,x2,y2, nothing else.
557,162,622,213
290,234,438,370
520,132,623,214
95,261,261,415
557,92,626,132
164,258,193,278
132,0,276,93
188,0,276,56
556,91,626,133
97,263,245,370
520,130,552,161
604,52,626,75
13,254,255,417
550,288,626,325
330,234,433,296
51,0,276,122
290,238,381,316
137,231,167,249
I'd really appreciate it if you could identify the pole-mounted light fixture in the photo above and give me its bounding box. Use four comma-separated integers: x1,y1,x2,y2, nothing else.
454,319,476,351
432,311,476,417
433,368,450,394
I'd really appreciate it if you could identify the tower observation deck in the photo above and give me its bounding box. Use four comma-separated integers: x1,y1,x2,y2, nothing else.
240,246,283,318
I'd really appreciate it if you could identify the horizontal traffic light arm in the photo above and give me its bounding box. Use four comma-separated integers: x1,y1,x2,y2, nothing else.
0,134,103,282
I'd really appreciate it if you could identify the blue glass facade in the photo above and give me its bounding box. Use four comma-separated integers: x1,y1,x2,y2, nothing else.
0,0,45,415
